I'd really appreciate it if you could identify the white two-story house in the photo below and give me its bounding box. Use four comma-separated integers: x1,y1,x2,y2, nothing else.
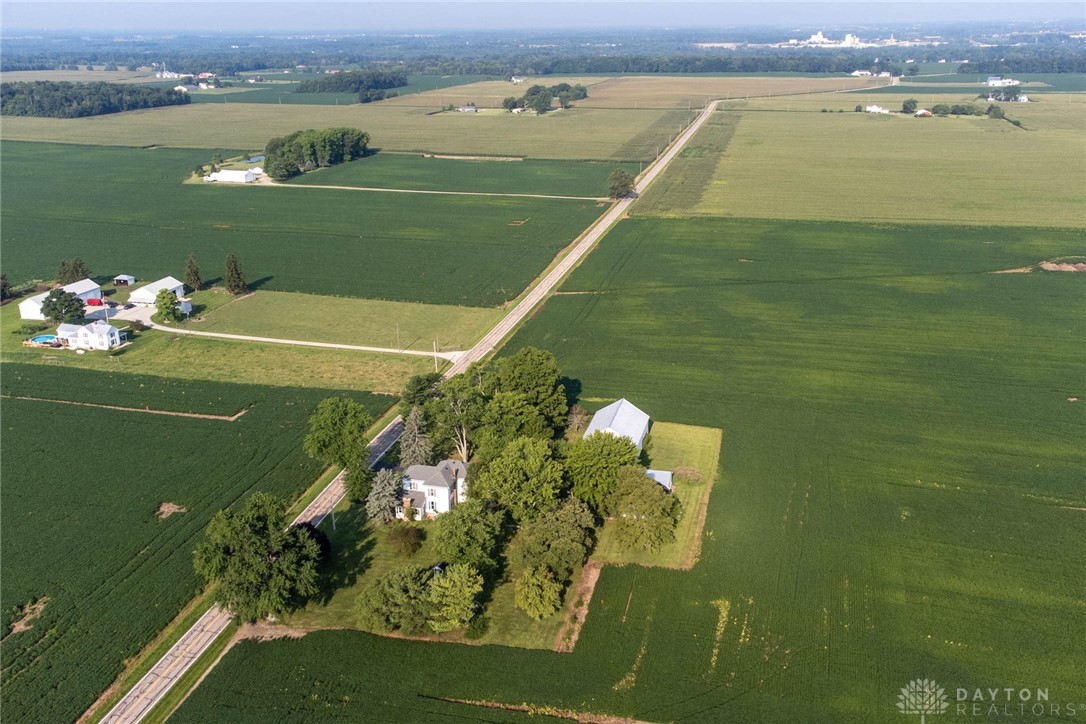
399,460,468,520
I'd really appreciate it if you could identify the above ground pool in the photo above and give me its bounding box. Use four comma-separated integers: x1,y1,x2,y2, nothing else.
29,335,57,344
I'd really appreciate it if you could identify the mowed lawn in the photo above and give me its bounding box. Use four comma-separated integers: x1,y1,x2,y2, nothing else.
189,290,502,353
0,303,432,394
173,217,1084,721
0,142,605,306
636,98,1086,227
289,153,637,198
0,103,691,162
0,365,391,723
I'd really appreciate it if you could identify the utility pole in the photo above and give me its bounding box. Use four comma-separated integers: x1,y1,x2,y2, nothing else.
433,340,439,372
396,323,400,351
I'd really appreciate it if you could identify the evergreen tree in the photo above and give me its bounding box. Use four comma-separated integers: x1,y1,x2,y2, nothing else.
0,273,11,300
184,252,202,292
224,253,247,295
400,407,433,468
366,468,403,524
155,289,184,323
56,258,90,285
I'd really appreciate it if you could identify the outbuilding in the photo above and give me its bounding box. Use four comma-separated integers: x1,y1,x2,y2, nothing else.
205,169,256,184
645,469,674,493
113,274,137,286
18,279,102,320
128,276,192,314
584,398,651,451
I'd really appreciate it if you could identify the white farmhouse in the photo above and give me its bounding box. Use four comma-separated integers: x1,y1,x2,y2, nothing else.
865,104,890,114
128,276,192,314
205,169,256,183
584,398,651,451
56,321,125,350
399,460,468,520
18,279,102,320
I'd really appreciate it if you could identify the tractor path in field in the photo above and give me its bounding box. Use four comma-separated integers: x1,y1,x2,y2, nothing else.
97,415,403,724
97,99,723,724
118,307,463,361
254,175,606,201
0,395,248,421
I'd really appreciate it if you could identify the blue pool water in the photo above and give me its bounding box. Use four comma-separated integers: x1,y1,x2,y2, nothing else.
30,335,57,343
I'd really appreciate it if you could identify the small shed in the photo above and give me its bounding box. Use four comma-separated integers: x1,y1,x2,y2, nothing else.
645,469,674,493
205,169,256,184
113,274,136,286
584,398,651,451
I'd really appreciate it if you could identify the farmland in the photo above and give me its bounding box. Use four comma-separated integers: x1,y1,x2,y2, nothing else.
173,215,1084,721
637,97,1086,226
189,290,503,353
185,74,497,105
0,103,695,161
575,74,883,108
0,142,605,306
0,364,392,723
289,153,638,197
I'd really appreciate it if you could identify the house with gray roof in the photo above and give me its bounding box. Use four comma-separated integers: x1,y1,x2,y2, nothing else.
399,460,468,520
583,398,651,450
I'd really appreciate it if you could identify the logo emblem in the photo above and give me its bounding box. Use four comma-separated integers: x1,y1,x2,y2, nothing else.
898,679,949,722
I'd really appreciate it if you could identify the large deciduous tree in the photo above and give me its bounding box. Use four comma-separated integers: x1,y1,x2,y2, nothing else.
514,566,563,620
344,456,375,503
565,432,640,514
608,169,635,199
366,468,404,524
193,492,322,621
427,563,483,633
609,467,683,551
432,499,504,574
40,288,84,323
507,498,594,584
472,437,564,522
155,289,184,323
491,347,567,432
427,370,487,463
224,253,247,295
303,397,373,467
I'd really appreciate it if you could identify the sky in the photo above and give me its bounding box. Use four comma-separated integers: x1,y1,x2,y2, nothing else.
1,1,1083,33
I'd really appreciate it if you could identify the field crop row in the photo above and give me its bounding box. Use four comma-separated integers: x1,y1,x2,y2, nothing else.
0,142,604,306
638,102,1085,227
0,104,686,162
289,153,638,197
0,364,393,723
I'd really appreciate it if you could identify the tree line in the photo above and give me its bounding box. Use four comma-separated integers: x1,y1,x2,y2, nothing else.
502,82,588,113
0,81,189,118
294,69,408,103
263,128,370,180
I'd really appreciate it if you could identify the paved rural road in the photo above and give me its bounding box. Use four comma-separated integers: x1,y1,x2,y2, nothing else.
98,416,403,724
98,99,722,724
445,99,723,377
115,307,463,361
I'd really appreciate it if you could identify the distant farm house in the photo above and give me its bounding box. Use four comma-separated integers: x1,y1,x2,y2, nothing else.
987,76,1019,87
864,105,891,114
457,106,479,113
399,460,468,520
205,169,258,183
850,70,873,77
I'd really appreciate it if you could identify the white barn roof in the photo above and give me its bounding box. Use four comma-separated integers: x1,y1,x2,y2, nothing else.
63,278,101,296
584,398,650,450
129,276,184,304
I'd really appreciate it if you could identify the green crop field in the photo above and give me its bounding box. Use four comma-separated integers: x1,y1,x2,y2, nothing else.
189,290,502,352
0,142,605,306
637,101,1086,227
289,153,638,197
0,103,692,162
171,216,1084,721
0,364,392,723
898,72,1086,92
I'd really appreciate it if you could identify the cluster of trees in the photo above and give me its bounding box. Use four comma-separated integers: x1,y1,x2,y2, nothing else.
56,258,91,285
263,128,370,180
502,82,588,113
353,348,682,632
294,69,407,103
960,49,1086,75
930,103,984,116
608,169,635,199
0,81,189,118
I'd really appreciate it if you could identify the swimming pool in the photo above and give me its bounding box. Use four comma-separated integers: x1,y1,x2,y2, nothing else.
30,335,57,344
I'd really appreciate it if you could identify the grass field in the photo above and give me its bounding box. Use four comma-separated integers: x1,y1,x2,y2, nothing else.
592,422,723,569
0,364,392,723
189,290,502,353
637,101,1085,226
381,76,612,108
173,216,1084,721
289,153,638,197
0,142,605,306
576,75,883,108
0,103,693,161
1,303,430,393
